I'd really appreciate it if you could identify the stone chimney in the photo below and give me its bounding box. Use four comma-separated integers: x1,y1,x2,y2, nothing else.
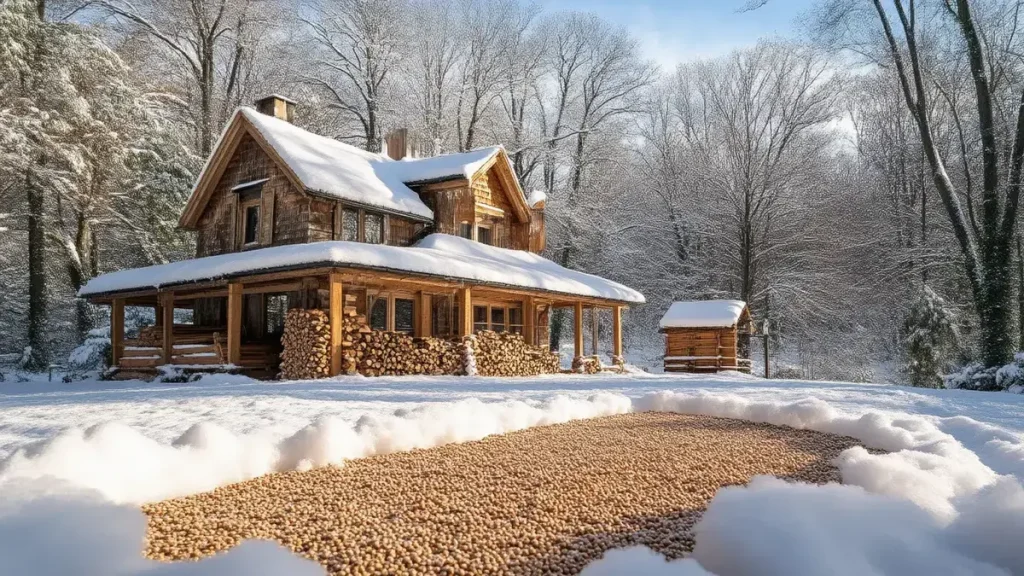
255,95,296,123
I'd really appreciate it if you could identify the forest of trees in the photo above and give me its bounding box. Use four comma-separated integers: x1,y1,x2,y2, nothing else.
4,0,1024,388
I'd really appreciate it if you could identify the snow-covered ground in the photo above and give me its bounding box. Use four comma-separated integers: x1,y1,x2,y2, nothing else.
2,370,1024,575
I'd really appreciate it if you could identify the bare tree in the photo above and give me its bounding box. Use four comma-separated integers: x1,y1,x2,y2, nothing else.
817,0,1024,369
542,12,655,350
302,0,405,152
86,0,271,156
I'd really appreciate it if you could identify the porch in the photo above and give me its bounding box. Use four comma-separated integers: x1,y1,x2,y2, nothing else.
98,266,628,378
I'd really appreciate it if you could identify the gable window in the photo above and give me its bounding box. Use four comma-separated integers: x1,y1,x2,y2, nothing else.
459,222,473,239
476,225,492,246
341,208,360,242
243,204,260,245
365,212,384,244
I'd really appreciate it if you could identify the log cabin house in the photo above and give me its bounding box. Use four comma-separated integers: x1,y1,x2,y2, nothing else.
659,300,753,373
79,96,644,378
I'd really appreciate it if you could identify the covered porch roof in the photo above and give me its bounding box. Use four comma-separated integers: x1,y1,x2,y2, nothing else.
79,234,645,306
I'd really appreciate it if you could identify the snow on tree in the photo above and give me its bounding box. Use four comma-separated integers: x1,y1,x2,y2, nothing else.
901,286,959,388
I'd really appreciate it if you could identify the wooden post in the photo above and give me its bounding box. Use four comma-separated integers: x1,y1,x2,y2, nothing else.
612,305,623,358
458,287,473,336
226,282,242,365
574,301,584,359
161,292,174,365
111,298,124,367
590,307,599,356
329,273,344,375
416,291,431,337
523,296,535,345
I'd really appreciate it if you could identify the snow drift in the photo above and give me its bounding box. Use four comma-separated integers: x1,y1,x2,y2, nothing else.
4,388,1024,575
0,393,632,504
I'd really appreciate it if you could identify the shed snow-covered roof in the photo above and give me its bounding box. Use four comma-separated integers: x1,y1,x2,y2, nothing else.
80,234,645,304
240,108,434,220
659,300,748,329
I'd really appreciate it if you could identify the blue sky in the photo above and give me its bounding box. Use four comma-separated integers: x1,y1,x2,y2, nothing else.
541,0,818,69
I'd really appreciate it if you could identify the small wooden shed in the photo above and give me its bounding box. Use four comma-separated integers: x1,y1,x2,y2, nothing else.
659,300,753,373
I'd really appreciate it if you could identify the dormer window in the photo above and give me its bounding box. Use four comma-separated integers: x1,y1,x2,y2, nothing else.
234,179,265,249
243,204,260,245
365,212,384,244
476,225,492,246
341,208,359,242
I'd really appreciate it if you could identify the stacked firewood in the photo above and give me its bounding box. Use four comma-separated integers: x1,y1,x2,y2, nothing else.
279,309,332,380
474,330,560,377
338,294,369,374
353,331,462,376
572,355,603,374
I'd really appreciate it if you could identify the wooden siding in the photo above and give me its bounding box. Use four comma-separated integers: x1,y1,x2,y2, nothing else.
308,198,334,243
421,185,475,236
388,216,420,246
663,327,744,373
195,133,308,256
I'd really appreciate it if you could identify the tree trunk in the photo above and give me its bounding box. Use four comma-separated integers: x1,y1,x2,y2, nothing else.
26,168,49,370
979,247,1014,368
1017,236,1023,350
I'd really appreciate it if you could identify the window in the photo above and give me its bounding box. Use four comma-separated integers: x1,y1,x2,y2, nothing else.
508,307,523,335
243,204,260,245
431,295,454,337
490,306,506,333
394,298,415,334
459,222,473,239
342,208,360,242
473,305,488,333
369,297,388,331
365,212,384,244
266,294,288,336
476,226,492,246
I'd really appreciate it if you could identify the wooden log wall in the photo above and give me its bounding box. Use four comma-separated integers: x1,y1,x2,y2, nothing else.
663,327,740,372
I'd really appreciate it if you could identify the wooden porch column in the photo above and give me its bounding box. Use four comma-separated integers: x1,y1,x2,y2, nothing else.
612,305,623,358
161,292,174,364
226,282,242,365
590,307,599,356
329,272,344,376
416,291,431,337
523,296,535,345
111,298,124,367
574,301,584,358
458,287,473,337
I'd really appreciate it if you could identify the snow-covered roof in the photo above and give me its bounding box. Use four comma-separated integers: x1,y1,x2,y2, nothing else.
384,146,501,184
79,234,645,304
527,189,547,208
240,108,434,220
659,300,748,329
